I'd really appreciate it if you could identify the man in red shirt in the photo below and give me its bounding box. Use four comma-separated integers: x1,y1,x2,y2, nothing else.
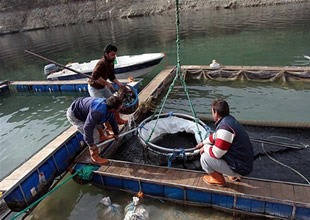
87,44,128,125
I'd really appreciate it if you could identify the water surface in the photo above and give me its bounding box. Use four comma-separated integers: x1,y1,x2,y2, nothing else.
1,2,310,219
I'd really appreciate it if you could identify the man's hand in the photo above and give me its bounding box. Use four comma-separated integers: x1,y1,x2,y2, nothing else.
113,135,119,140
120,84,129,91
200,147,205,155
88,78,95,85
106,82,113,89
195,143,204,149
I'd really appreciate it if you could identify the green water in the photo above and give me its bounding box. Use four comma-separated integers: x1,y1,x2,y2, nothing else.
161,80,310,123
1,2,310,219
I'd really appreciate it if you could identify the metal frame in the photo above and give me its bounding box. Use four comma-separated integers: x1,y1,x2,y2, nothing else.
137,112,209,153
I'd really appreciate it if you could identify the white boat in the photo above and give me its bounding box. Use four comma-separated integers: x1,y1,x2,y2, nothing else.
304,51,310,60
45,53,166,80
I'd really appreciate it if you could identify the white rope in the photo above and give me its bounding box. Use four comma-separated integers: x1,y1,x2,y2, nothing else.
262,143,310,185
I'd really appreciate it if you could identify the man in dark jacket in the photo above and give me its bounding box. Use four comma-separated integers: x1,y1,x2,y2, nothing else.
195,99,254,186
67,96,121,165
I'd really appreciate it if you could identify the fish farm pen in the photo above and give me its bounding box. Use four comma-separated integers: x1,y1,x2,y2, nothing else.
1,65,310,220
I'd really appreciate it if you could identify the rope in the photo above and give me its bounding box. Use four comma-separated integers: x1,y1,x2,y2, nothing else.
168,148,186,167
261,143,310,185
10,165,97,220
251,138,308,149
145,0,202,144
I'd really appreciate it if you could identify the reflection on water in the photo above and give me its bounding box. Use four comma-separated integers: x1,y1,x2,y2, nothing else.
160,79,310,123
0,3,310,82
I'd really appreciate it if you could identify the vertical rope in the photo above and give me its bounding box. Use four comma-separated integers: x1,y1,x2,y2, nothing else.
146,0,203,143
175,0,181,77
175,0,202,142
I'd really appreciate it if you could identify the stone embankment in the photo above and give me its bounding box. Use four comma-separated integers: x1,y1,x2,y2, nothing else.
0,0,308,34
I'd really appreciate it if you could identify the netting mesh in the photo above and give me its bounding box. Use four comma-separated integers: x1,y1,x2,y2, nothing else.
77,165,98,180
184,68,310,82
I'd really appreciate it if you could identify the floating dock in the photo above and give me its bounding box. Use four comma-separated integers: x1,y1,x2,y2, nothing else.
1,65,310,219
82,159,310,220
0,78,141,212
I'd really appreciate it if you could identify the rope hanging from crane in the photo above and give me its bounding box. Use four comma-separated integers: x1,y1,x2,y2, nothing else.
145,0,203,144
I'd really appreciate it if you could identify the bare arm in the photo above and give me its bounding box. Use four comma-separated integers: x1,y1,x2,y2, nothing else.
112,79,125,89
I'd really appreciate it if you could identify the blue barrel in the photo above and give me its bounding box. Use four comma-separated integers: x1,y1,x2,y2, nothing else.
66,137,81,156
60,85,75,92
54,147,70,173
75,84,88,93
32,85,46,92
16,85,30,91
45,85,60,92
76,133,84,142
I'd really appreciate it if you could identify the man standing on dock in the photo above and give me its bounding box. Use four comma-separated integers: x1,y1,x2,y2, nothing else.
87,44,128,125
195,99,254,187
67,96,122,165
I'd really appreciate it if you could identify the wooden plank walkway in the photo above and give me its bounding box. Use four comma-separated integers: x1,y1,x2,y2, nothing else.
94,160,310,206
137,66,175,104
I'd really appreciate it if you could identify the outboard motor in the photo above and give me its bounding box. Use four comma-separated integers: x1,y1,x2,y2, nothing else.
44,64,59,76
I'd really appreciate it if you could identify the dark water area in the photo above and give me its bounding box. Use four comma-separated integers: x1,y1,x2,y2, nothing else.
246,125,310,184
152,132,197,150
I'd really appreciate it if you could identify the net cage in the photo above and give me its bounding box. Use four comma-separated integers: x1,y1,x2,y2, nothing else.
137,113,212,160
184,68,310,82
117,85,139,115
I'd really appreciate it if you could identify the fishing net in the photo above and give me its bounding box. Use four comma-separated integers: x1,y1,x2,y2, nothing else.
184,69,310,82
77,165,97,180
116,85,139,115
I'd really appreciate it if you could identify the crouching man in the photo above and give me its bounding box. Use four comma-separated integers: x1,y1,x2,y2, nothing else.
67,96,122,165
196,99,254,187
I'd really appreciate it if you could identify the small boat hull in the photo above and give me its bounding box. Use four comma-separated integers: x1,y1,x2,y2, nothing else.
47,53,165,80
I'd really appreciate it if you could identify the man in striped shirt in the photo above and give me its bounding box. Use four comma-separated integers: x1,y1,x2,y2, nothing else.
196,99,254,187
